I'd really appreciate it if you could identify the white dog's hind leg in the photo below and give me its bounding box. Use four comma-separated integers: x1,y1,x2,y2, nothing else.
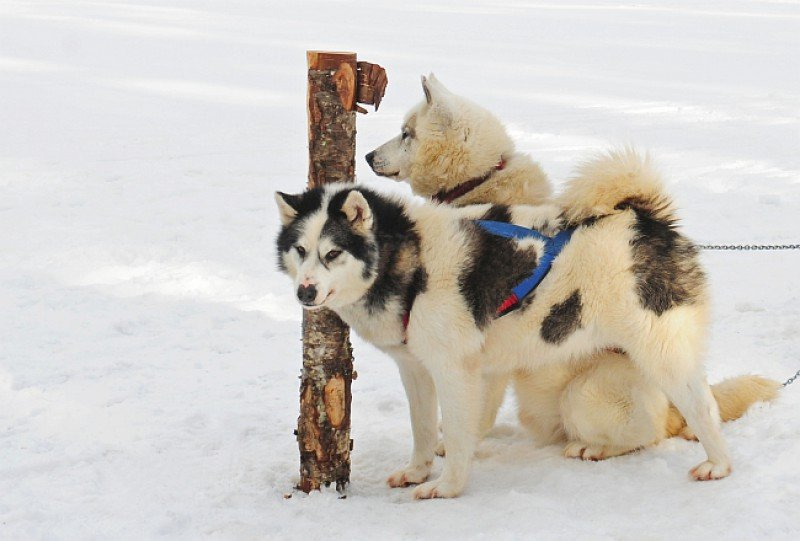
479,371,510,437
413,362,481,499
432,371,509,458
514,367,573,446
560,356,669,460
387,355,439,488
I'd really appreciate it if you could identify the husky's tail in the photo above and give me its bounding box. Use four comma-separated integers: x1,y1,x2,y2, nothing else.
558,148,675,226
666,375,781,438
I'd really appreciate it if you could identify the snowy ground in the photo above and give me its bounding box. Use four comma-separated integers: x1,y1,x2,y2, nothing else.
1,0,799,539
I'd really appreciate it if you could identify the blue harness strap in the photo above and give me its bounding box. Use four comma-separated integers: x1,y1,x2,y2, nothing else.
474,219,575,317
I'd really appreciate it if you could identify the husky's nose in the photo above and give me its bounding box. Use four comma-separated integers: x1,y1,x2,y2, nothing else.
365,151,375,169
297,284,318,305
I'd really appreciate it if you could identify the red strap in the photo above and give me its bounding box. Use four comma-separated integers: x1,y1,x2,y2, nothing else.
496,293,519,316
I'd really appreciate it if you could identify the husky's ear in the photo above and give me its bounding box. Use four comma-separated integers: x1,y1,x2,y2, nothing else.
275,191,301,226
341,190,373,233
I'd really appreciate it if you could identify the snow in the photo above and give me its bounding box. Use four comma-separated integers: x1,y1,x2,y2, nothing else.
1,0,798,539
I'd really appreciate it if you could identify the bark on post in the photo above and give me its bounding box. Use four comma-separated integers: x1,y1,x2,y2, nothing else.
298,51,358,493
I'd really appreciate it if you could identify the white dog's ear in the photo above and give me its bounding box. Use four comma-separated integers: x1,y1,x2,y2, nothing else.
421,73,450,105
421,74,433,104
422,73,453,128
275,191,300,226
341,190,373,233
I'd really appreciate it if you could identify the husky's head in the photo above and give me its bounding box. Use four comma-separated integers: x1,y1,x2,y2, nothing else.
275,186,379,311
365,74,515,198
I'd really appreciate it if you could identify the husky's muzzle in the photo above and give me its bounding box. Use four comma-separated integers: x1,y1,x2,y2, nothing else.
297,284,317,306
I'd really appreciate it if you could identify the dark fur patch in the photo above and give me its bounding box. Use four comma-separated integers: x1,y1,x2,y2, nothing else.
540,290,582,344
404,267,428,312
564,214,599,229
326,188,423,313
618,199,705,316
458,205,540,328
320,211,376,279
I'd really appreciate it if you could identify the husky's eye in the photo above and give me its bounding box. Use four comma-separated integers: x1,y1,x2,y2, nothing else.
325,249,342,262
401,129,410,141
295,245,306,258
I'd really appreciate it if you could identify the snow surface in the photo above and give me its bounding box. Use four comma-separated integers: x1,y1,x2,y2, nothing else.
1,0,799,539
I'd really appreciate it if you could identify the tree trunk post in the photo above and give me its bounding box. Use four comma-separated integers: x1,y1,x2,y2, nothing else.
297,51,387,494
298,50,356,494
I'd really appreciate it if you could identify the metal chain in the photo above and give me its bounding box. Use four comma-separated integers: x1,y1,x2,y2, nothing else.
697,243,799,387
784,369,800,388
699,243,800,251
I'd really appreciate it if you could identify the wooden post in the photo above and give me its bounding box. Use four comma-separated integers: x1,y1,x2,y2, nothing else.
298,51,387,493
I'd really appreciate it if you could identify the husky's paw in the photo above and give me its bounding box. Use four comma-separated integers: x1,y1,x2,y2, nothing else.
412,478,462,499
690,460,731,481
387,463,431,488
435,440,446,457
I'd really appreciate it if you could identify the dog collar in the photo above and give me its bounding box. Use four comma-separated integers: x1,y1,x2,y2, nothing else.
431,157,506,204
474,220,575,317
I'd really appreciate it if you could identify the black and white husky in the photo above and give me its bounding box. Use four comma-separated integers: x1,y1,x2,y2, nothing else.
276,150,732,498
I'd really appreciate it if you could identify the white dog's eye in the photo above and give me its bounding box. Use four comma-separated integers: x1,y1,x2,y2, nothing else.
401,129,410,141
295,245,306,258
324,249,342,262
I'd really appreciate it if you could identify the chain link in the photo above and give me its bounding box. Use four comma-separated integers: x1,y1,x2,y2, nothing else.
699,243,800,251
784,369,800,388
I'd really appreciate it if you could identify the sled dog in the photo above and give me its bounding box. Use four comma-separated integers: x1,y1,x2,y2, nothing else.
366,75,779,460
276,149,772,498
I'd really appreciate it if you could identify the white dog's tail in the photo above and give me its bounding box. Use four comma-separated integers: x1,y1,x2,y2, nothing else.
667,375,781,438
558,148,674,225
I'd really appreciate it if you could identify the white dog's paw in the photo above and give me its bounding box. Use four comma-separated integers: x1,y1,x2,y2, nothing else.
679,426,698,441
412,478,463,499
564,441,632,461
690,460,732,481
387,463,431,488
564,441,588,459
434,440,446,457
564,441,608,461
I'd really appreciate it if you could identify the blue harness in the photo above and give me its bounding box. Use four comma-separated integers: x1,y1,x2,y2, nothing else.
474,220,576,317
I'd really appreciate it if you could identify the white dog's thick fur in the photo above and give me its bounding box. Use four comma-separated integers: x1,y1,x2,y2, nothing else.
366,74,550,207
367,78,779,465
276,150,775,498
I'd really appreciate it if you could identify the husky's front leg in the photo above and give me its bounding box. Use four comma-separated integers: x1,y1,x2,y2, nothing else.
387,350,438,488
412,359,481,499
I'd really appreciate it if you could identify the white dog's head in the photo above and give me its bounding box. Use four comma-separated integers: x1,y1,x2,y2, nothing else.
365,74,515,198
275,187,378,311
